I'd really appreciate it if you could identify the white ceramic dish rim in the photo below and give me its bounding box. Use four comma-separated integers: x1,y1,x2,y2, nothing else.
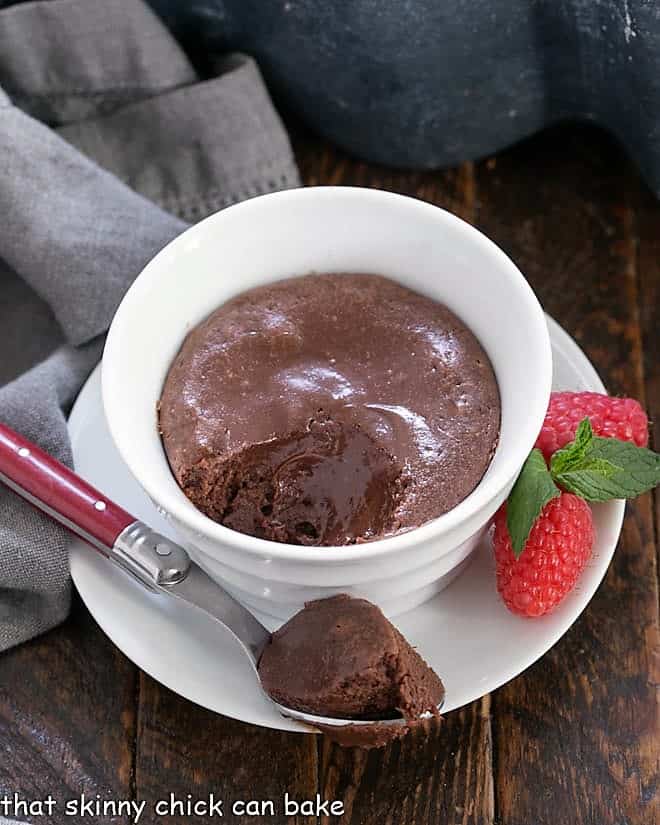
102,186,553,563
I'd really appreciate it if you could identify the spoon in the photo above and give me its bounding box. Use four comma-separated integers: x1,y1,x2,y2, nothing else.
0,421,440,730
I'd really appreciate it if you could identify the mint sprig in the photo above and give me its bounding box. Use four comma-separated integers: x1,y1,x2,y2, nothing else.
552,419,660,500
506,417,660,558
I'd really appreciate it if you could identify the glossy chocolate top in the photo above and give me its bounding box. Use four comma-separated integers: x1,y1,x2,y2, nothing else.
159,273,500,543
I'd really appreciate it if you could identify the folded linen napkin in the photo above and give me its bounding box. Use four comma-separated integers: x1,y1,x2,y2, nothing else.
0,0,299,653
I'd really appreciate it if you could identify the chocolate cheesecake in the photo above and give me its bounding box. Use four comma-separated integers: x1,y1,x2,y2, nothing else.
158,273,500,545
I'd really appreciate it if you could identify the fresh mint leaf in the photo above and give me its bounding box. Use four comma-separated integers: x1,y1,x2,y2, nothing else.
572,457,619,477
554,437,660,501
550,418,593,475
507,449,560,557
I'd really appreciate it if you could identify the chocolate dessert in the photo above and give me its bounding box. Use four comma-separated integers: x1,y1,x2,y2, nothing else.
258,594,444,745
159,273,500,545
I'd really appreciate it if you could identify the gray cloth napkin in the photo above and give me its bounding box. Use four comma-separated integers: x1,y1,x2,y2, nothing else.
0,0,299,654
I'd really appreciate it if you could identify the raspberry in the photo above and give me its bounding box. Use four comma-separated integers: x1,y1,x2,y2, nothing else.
493,493,595,617
535,391,648,463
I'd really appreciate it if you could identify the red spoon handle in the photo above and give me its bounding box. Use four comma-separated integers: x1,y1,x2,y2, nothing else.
0,420,136,552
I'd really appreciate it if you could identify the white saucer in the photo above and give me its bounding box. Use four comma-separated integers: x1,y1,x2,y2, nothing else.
68,316,624,733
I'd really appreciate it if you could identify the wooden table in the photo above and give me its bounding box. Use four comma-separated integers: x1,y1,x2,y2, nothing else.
1,123,658,825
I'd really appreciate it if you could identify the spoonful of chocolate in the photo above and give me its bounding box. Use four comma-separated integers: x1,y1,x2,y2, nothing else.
0,422,444,742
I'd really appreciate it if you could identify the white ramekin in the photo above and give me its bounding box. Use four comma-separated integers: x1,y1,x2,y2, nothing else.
102,187,552,620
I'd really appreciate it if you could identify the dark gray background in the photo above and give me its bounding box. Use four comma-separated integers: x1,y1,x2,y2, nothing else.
147,1,659,195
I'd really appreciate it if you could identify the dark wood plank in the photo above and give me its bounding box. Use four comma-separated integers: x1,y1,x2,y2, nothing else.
0,594,136,825
475,124,659,825
634,179,660,548
295,131,476,224
297,136,495,825
632,177,660,825
133,675,317,825
319,704,493,825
